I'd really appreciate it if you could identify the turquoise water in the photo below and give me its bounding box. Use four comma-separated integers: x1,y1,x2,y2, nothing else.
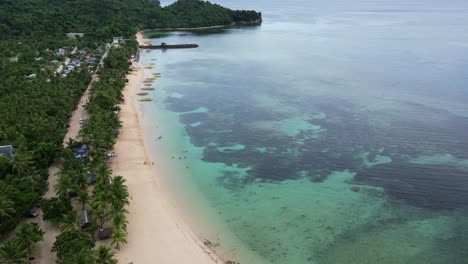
139,1,468,263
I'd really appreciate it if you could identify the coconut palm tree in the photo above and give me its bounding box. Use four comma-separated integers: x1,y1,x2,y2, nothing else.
77,190,89,210
0,196,15,219
24,173,41,193
58,212,78,232
112,212,127,231
94,163,112,185
55,171,74,199
0,239,28,264
74,172,89,193
111,176,129,212
72,248,97,263
15,223,44,259
95,245,118,264
91,184,113,229
110,229,127,250
11,152,34,176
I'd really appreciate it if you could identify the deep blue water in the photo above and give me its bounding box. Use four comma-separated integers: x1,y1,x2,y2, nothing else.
140,0,468,263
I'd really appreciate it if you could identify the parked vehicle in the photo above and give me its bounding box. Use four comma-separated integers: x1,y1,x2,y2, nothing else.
26,208,39,218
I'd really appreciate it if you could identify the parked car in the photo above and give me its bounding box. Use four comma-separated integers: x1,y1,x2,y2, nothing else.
26,208,39,218
79,118,85,124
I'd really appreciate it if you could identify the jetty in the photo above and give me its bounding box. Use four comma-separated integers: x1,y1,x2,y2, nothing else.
139,42,199,49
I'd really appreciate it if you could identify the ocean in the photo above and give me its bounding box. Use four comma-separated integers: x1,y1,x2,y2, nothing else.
138,0,468,263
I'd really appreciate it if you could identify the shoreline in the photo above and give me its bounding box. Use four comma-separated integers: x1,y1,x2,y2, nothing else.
113,32,222,263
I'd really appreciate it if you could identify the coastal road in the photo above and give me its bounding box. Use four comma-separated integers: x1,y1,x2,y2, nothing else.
63,46,110,145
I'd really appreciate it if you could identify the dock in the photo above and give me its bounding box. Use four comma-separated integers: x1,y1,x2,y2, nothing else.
139,43,199,50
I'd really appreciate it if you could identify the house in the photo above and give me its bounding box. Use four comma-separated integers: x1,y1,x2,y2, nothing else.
8,56,18,63
57,48,66,56
86,57,97,64
112,36,122,45
0,145,15,159
66,32,85,39
112,36,125,47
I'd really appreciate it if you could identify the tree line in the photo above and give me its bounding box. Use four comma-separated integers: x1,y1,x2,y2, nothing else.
1,41,136,263
0,0,261,40
41,44,135,263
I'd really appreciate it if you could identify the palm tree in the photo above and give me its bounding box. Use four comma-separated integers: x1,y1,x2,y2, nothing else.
95,246,118,264
94,163,112,185
110,229,127,250
91,192,112,229
55,171,74,199
87,151,105,173
0,239,28,264
77,190,89,210
111,176,129,212
15,223,44,259
73,248,97,263
0,196,15,219
58,212,77,232
112,212,127,231
11,152,34,176
0,181,18,195
24,173,41,193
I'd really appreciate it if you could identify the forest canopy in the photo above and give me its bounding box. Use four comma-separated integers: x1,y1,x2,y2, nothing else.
0,0,262,40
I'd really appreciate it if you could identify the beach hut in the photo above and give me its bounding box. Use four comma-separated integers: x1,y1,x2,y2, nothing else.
80,210,92,229
0,145,15,159
98,228,112,240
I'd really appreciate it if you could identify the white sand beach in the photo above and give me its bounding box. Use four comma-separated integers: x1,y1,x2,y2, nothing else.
112,32,222,263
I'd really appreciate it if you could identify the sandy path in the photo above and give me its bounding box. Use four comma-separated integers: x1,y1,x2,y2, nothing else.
62,88,90,144
29,164,60,264
63,48,109,145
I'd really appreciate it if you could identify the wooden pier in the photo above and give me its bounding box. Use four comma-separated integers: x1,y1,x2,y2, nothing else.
139,43,199,49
